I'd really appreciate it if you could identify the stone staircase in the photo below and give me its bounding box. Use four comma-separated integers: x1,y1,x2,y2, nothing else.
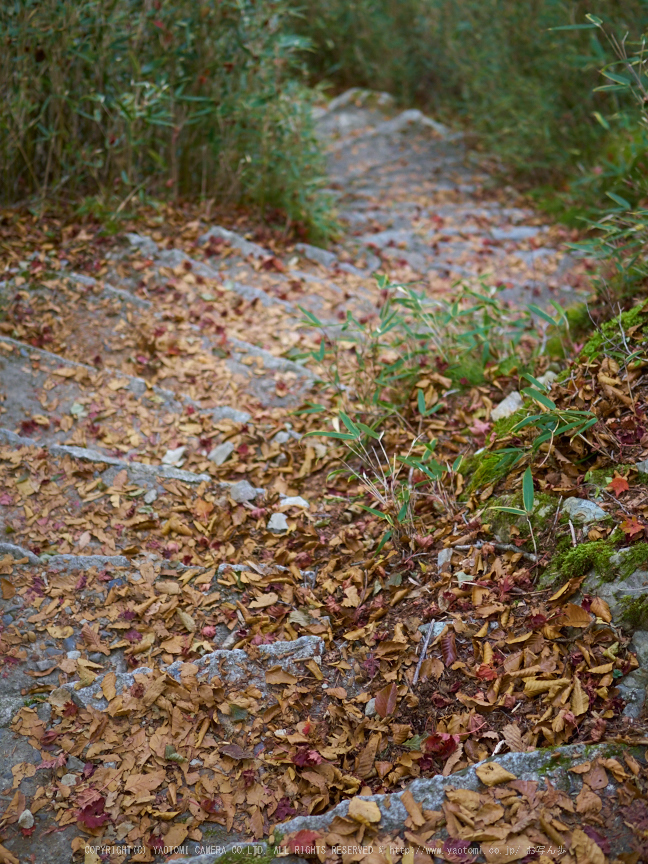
0,91,597,864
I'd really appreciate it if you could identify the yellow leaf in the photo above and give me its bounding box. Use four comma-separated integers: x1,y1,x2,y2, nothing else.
524,677,570,696
265,666,298,685
101,672,116,702
46,625,74,640
475,761,517,787
249,592,279,609
348,797,381,826
590,596,612,623
107,379,129,391
128,631,155,655
571,676,589,716
176,609,196,632
342,627,367,641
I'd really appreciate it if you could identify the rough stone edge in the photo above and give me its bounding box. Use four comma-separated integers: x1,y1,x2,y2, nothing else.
0,427,213,485
175,741,629,863
0,333,250,425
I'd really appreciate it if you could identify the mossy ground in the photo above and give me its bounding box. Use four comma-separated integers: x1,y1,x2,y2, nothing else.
618,594,648,629
580,300,648,361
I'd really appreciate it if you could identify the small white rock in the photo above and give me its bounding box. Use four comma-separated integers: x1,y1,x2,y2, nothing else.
365,698,377,717
563,497,608,524
144,489,157,504
161,446,186,467
18,810,34,829
537,370,558,387
66,650,81,660
267,513,289,534
60,774,77,787
491,391,524,422
230,480,262,503
208,441,235,466
279,496,310,510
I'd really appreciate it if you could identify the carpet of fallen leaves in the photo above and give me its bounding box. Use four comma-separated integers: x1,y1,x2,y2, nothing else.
1,203,648,864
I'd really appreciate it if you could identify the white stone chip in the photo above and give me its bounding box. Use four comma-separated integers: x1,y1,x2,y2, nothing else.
267,513,289,534
491,391,523,422
161,446,186,467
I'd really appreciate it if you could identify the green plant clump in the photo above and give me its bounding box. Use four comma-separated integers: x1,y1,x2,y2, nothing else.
0,0,332,237
618,594,648,630
558,539,615,580
580,301,648,361
617,542,648,579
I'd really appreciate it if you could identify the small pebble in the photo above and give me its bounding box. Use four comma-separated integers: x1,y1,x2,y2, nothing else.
18,810,34,829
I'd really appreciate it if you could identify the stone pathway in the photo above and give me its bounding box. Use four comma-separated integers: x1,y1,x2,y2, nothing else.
0,91,622,864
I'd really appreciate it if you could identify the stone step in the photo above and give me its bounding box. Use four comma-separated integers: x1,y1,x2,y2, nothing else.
0,335,259,469
175,741,639,863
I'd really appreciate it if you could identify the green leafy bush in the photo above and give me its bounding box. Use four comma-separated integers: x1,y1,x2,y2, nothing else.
292,0,647,181
0,0,331,236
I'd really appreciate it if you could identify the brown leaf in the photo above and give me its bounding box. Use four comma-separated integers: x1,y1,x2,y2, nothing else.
348,797,381,826
356,734,380,778
123,771,165,794
571,676,589,716
475,762,517,786
501,723,527,753
374,682,398,718
575,785,602,814
266,666,298,685
558,602,592,628
81,624,110,656
440,630,457,665
590,596,612,623
100,672,116,702
220,744,253,761
143,675,167,708
0,578,15,600
400,790,425,827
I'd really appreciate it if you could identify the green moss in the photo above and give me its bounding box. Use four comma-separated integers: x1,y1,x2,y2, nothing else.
617,542,648,579
486,490,558,544
581,301,648,361
618,594,648,630
461,449,521,493
539,538,615,589
448,356,486,387
492,408,528,439
560,539,615,580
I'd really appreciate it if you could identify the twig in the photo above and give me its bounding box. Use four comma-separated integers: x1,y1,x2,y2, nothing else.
412,621,434,686
569,520,577,547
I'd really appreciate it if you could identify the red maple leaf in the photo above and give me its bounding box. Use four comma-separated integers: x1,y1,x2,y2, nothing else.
476,664,497,681
622,516,644,537
608,473,630,498
286,830,321,855
292,747,322,767
77,795,109,830
423,732,459,760
275,797,297,820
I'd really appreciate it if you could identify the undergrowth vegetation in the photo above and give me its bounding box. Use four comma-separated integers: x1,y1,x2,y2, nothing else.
293,0,647,185
0,0,332,237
